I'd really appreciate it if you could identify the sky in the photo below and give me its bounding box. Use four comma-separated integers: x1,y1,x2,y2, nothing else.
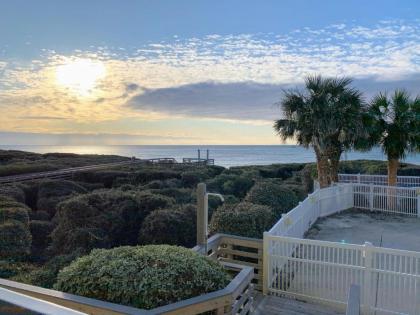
0,0,419,145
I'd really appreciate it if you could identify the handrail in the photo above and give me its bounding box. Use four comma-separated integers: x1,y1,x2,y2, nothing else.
0,287,88,315
0,259,254,315
345,284,361,315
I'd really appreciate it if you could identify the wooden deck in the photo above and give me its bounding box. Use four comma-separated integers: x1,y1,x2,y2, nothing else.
252,295,344,315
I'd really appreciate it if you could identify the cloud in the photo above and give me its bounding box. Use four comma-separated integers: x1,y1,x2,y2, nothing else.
18,115,68,120
0,19,419,134
127,81,290,121
127,75,420,121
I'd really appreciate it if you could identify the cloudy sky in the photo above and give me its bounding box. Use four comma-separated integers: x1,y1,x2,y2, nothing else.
0,0,419,145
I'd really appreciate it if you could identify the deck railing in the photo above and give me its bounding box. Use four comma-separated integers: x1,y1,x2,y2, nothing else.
338,173,420,187
264,181,420,314
0,260,254,315
194,233,263,292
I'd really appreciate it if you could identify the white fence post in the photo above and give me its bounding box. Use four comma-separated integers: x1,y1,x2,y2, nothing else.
262,232,269,295
363,242,374,314
369,184,374,211
417,190,420,218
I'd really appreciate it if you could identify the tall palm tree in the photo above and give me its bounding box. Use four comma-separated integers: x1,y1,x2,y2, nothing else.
364,90,420,186
274,75,365,188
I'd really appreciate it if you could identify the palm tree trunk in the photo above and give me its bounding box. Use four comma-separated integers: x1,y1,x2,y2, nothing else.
387,158,399,186
314,148,330,188
328,149,342,184
387,157,399,210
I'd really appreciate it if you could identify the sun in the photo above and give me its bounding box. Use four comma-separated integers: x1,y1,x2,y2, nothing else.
55,58,106,96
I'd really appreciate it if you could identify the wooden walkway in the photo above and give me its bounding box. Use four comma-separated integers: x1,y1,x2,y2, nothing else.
253,295,344,315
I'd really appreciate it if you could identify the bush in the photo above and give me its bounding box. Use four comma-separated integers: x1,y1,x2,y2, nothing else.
130,170,181,184
29,210,50,221
0,205,30,225
181,170,210,187
0,221,32,259
142,179,182,190
209,202,275,238
148,188,193,204
0,184,26,203
206,174,254,198
51,190,174,254
139,205,196,247
30,220,54,251
0,261,36,279
73,170,129,187
55,245,231,309
245,181,299,218
20,251,82,288
258,163,305,179
36,180,87,217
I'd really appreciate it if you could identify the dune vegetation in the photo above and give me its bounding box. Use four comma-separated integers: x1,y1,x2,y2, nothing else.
0,149,419,307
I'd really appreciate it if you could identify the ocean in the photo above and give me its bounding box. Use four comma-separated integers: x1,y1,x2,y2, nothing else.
1,145,419,168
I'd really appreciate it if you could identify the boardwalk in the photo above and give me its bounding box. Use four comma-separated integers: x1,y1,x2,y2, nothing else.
253,295,343,315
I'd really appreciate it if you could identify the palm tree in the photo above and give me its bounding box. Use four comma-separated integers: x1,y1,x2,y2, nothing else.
364,90,420,186
274,75,365,188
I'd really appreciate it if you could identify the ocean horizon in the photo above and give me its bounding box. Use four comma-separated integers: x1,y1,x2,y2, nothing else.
1,145,419,168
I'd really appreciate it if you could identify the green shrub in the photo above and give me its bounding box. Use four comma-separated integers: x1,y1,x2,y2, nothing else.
130,170,181,184
51,190,174,254
73,170,129,187
30,220,54,250
0,221,32,259
181,170,210,187
55,245,231,309
209,202,275,238
206,174,254,198
20,251,82,288
36,180,87,217
29,210,50,221
245,181,299,218
280,183,307,200
139,205,196,247
149,188,193,204
142,179,182,190
0,261,36,279
0,185,26,203
0,205,30,225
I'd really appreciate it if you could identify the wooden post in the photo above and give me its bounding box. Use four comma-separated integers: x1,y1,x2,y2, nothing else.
369,184,374,211
197,183,207,247
262,232,269,295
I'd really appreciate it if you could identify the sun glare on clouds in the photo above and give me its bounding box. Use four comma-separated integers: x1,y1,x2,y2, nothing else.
55,58,106,97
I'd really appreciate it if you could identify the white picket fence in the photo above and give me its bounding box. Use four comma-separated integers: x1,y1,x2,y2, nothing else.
265,235,420,315
353,184,419,216
338,174,420,187
263,181,420,315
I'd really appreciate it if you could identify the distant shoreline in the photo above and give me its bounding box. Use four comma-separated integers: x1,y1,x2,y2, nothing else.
1,145,419,167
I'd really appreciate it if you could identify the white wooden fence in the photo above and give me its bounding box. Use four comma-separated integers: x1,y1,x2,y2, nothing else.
338,174,420,187
265,236,420,314
263,181,420,314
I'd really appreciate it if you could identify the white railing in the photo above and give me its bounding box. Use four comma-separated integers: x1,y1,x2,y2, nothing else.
338,174,420,187
265,236,420,315
268,184,354,238
263,180,420,314
0,287,87,315
353,183,419,216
